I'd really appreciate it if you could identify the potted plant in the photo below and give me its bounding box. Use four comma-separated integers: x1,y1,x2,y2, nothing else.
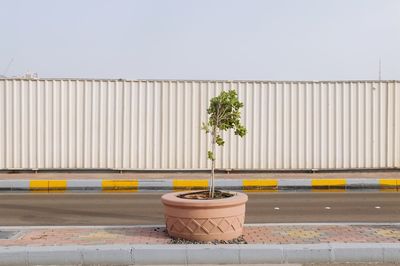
161,89,248,241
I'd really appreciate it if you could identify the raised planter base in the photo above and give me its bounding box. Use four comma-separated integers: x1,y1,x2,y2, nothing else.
161,191,248,241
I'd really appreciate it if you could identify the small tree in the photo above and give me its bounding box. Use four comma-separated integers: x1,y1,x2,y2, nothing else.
202,89,247,198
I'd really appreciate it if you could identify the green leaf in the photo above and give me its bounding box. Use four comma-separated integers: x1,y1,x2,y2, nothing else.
201,122,210,133
216,135,225,146
207,151,215,161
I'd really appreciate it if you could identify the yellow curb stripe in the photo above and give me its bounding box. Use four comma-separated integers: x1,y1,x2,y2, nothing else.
173,179,208,190
102,180,138,192
312,179,346,187
243,179,278,191
48,180,67,192
29,180,67,192
379,179,399,191
311,179,346,192
379,179,398,186
30,180,49,191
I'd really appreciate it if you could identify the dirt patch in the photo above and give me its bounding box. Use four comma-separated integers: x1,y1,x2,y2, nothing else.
177,190,234,200
169,235,247,244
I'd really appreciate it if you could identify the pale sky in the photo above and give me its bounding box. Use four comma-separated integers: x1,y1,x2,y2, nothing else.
1,0,399,80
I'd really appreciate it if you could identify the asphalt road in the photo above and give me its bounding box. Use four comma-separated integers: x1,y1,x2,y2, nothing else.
0,192,399,226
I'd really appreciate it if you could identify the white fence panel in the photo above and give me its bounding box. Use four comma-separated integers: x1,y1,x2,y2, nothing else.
0,79,399,170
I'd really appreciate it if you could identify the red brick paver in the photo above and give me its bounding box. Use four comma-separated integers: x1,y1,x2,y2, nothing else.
244,225,400,244
1,224,400,247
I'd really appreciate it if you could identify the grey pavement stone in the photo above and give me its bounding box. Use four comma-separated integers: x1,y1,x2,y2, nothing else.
0,180,30,191
384,247,400,263
1,243,400,265
0,180,15,191
186,245,240,264
28,247,82,265
67,179,102,191
81,246,132,265
215,179,243,190
239,245,284,263
139,179,173,190
279,179,311,188
332,244,384,262
284,244,332,263
134,245,187,265
0,248,28,266
346,179,380,189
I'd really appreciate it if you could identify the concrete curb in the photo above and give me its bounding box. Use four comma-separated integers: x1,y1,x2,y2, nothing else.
0,178,398,192
1,243,400,265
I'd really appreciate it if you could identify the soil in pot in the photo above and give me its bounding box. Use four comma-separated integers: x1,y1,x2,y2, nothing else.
169,235,247,244
177,190,233,200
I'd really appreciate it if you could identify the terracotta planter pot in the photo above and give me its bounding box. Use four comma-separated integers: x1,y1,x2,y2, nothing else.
161,191,248,241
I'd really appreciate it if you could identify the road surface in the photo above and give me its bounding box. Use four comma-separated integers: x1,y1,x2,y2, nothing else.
0,192,399,225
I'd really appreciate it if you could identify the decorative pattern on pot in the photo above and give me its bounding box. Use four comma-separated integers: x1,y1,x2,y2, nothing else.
166,216,245,237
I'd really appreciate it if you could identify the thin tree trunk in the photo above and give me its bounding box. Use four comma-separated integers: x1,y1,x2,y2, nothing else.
209,127,216,198
211,157,215,198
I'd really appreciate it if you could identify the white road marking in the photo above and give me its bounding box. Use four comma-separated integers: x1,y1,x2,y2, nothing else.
324,207,331,210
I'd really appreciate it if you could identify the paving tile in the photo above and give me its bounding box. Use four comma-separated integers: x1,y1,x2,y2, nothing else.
1,224,400,246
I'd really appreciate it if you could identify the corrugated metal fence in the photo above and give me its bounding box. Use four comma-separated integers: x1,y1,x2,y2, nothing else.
0,79,399,170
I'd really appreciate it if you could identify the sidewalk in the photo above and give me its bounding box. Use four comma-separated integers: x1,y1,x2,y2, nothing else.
1,224,400,265
2,224,400,246
1,170,400,180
